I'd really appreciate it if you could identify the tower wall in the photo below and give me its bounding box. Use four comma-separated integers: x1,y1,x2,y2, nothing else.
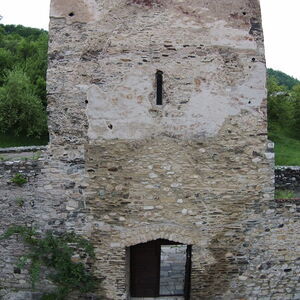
46,0,275,298
4,1,300,300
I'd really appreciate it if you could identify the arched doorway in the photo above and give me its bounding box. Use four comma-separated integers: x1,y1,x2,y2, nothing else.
129,239,191,299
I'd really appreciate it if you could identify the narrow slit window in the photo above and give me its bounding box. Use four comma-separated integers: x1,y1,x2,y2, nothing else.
156,70,163,105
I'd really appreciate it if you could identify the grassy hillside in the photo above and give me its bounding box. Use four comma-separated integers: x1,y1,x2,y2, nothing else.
269,131,300,166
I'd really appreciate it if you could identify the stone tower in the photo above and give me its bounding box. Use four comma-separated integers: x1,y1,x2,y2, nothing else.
47,0,274,299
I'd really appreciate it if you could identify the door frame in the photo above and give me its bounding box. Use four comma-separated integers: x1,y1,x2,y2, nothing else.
129,239,192,299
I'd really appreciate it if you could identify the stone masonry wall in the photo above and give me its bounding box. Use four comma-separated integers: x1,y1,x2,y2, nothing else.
47,0,296,299
160,245,186,296
275,166,300,190
1,149,299,299
0,147,93,298
0,152,44,292
0,0,299,299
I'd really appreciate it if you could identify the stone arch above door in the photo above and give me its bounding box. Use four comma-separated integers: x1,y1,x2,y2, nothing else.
115,224,217,268
119,224,197,247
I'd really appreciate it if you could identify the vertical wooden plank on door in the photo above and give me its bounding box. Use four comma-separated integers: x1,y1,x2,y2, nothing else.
130,241,160,297
184,245,192,300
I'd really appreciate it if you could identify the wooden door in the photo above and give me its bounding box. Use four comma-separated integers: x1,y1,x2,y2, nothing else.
184,245,192,300
130,240,160,297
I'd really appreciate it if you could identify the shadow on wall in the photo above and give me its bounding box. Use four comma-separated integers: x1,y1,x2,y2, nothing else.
0,134,48,148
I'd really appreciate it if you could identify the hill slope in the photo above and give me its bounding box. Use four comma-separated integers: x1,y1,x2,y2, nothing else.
267,68,300,89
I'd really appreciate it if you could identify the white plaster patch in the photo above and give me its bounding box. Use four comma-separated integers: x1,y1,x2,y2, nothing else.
208,20,257,50
87,72,156,140
162,87,240,137
84,4,266,142
232,63,267,108
50,0,98,23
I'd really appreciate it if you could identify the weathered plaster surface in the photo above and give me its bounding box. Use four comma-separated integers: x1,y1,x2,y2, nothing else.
81,0,266,141
50,0,98,24
1,1,299,300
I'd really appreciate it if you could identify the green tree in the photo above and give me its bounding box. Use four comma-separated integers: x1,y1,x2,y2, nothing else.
267,76,294,133
0,68,47,137
0,48,13,84
292,84,300,139
23,33,48,105
267,68,300,90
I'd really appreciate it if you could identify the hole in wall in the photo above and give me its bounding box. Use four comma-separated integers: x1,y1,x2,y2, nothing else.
69,12,75,17
248,101,252,104
108,124,113,130
252,57,256,62
242,11,247,15
85,100,89,104
156,70,163,105
14,267,21,274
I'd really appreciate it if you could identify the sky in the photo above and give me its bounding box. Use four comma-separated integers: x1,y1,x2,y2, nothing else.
0,0,299,80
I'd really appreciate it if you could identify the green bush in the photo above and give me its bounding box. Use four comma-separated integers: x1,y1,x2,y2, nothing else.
0,69,47,137
0,25,48,142
0,226,99,299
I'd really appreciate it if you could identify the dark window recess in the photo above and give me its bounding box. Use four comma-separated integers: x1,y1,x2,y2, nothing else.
156,70,163,105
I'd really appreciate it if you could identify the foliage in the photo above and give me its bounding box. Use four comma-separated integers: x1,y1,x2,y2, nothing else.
267,76,293,131
275,189,296,199
0,24,48,141
0,133,48,148
0,226,98,299
0,24,47,39
11,173,27,186
0,68,48,137
267,68,300,90
267,69,300,165
292,84,300,139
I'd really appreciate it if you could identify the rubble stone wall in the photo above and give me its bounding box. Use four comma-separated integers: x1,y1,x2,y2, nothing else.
0,148,299,299
0,148,91,296
275,166,300,190
0,0,299,299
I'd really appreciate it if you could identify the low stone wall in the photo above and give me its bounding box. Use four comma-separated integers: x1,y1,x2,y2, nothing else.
0,148,46,292
0,146,91,297
275,166,300,190
0,147,299,299
227,198,300,300
0,146,47,154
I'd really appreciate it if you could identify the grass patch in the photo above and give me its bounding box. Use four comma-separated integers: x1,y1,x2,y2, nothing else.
11,173,27,186
0,134,48,148
269,130,300,166
275,189,296,199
